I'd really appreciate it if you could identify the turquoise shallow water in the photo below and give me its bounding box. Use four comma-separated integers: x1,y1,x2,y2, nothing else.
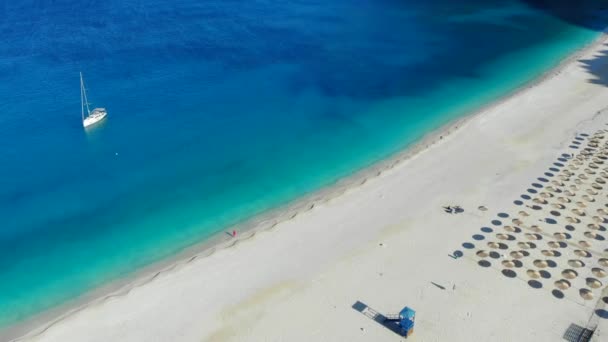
0,0,605,327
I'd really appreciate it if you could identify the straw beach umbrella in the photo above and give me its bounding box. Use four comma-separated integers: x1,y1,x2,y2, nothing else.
525,233,541,241
517,242,534,249
575,249,592,257
476,250,489,258
510,251,524,259
541,250,560,257
502,260,516,268
553,232,568,240
497,233,513,240
562,269,578,279
586,277,602,289
585,231,598,239
554,279,571,290
582,194,595,202
566,216,580,224
568,259,585,268
572,208,586,216
527,270,541,279
592,268,607,278
580,288,594,300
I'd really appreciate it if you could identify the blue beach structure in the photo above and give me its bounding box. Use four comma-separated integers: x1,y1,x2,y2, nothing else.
399,307,416,337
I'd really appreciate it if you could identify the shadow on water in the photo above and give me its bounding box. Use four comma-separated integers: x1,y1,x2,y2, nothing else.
524,0,608,87
579,44,608,87
523,0,608,31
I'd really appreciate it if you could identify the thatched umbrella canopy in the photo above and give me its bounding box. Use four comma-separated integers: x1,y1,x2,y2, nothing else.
592,267,607,278
527,269,540,279
566,216,580,224
554,279,571,290
586,277,602,289
510,251,524,259
502,260,516,268
562,269,578,279
568,259,585,268
584,231,598,239
572,208,586,216
580,288,594,300
476,250,489,258
575,248,592,257
553,232,568,240
582,195,595,202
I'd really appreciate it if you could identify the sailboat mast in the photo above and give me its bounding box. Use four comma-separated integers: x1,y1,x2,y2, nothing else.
80,72,91,116
80,72,85,121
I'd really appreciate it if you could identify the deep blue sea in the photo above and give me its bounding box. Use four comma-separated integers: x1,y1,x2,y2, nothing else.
0,0,605,327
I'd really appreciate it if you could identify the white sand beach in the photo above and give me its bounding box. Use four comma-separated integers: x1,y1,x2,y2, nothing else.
11,34,608,342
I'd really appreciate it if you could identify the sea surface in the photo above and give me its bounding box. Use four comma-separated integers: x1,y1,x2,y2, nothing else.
0,0,605,328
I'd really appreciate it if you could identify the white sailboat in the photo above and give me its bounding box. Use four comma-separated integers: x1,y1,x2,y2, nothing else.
80,72,107,128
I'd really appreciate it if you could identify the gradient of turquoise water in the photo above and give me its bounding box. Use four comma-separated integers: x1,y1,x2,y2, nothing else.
0,0,603,327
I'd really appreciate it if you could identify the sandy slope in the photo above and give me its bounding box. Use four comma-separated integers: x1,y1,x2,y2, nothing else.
14,35,608,341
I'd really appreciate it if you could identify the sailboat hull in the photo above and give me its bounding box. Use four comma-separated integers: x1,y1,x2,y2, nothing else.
83,110,107,127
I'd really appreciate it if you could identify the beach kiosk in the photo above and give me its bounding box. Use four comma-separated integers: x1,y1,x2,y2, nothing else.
399,306,416,337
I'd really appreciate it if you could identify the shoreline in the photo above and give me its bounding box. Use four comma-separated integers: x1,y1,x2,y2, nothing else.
6,29,608,342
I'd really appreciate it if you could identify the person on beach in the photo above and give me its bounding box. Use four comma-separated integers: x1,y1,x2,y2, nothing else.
232,230,236,237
